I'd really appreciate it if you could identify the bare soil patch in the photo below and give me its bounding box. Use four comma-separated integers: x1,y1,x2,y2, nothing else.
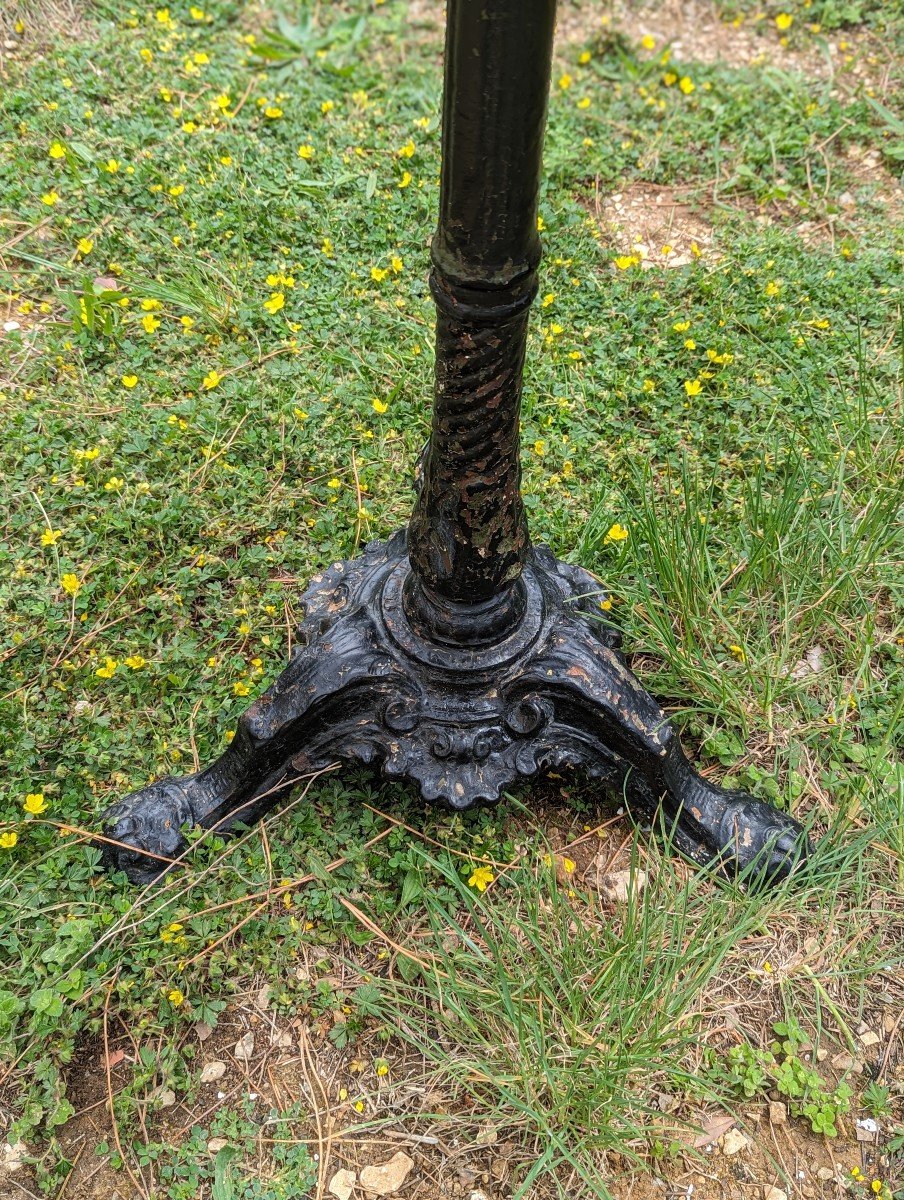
556,0,899,101
587,181,716,267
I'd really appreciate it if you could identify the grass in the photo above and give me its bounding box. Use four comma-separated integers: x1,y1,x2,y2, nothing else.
0,0,902,1196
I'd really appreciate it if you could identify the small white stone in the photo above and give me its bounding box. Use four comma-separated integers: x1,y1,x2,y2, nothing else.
859,1030,881,1048
200,1060,226,1083
207,1137,229,1154
598,868,648,903
328,1168,356,1200
721,1129,749,1156
1,1142,28,1174
156,1088,176,1108
768,1101,787,1125
763,1188,787,1200
359,1151,414,1195
233,1031,255,1060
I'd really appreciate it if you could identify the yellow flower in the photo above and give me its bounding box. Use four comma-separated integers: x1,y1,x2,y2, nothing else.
678,76,695,94
77,237,93,256
321,237,334,256
263,292,285,314
642,379,655,392
468,865,495,892
613,255,639,269
141,299,161,311
370,267,388,282
398,170,412,188
641,34,656,50
180,316,194,329
397,140,416,158
139,47,153,62
729,645,746,663
764,280,781,297
24,793,47,815
775,13,793,31
537,215,545,231
604,523,629,545
49,141,66,159
558,73,573,89
663,72,677,86
673,320,691,332
125,654,147,669
105,159,120,173
41,528,62,546
684,338,696,350
327,477,341,489
294,407,309,421
264,106,283,119
533,439,546,456
202,370,221,389
684,379,702,396
219,155,232,166
169,184,185,197
0,832,17,850
167,988,185,1006
391,255,403,273
155,7,171,22
372,398,388,414
576,97,591,109
41,190,60,205
578,50,591,64
121,374,138,388
190,5,206,17
233,681,250,696
142,314,161,333
321,99,334,114
61,573,81,595
181,121,198,134
297,144,314,160
542,293,555,308
95,656,118,678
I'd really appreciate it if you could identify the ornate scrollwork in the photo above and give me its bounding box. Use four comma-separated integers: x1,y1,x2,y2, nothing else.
100,534,809,887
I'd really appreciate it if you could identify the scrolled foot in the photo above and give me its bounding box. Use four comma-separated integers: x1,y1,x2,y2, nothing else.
649,746,812,886
100,776,198,884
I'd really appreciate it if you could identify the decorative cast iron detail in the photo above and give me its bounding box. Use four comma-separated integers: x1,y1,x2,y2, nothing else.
101,533,808,886
406,282,532,610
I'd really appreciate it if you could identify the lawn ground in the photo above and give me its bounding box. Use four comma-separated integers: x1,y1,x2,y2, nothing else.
0,0,902,1197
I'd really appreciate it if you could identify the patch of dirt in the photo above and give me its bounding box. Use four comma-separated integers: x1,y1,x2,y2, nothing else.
588,181,716,267
555,0,899,100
